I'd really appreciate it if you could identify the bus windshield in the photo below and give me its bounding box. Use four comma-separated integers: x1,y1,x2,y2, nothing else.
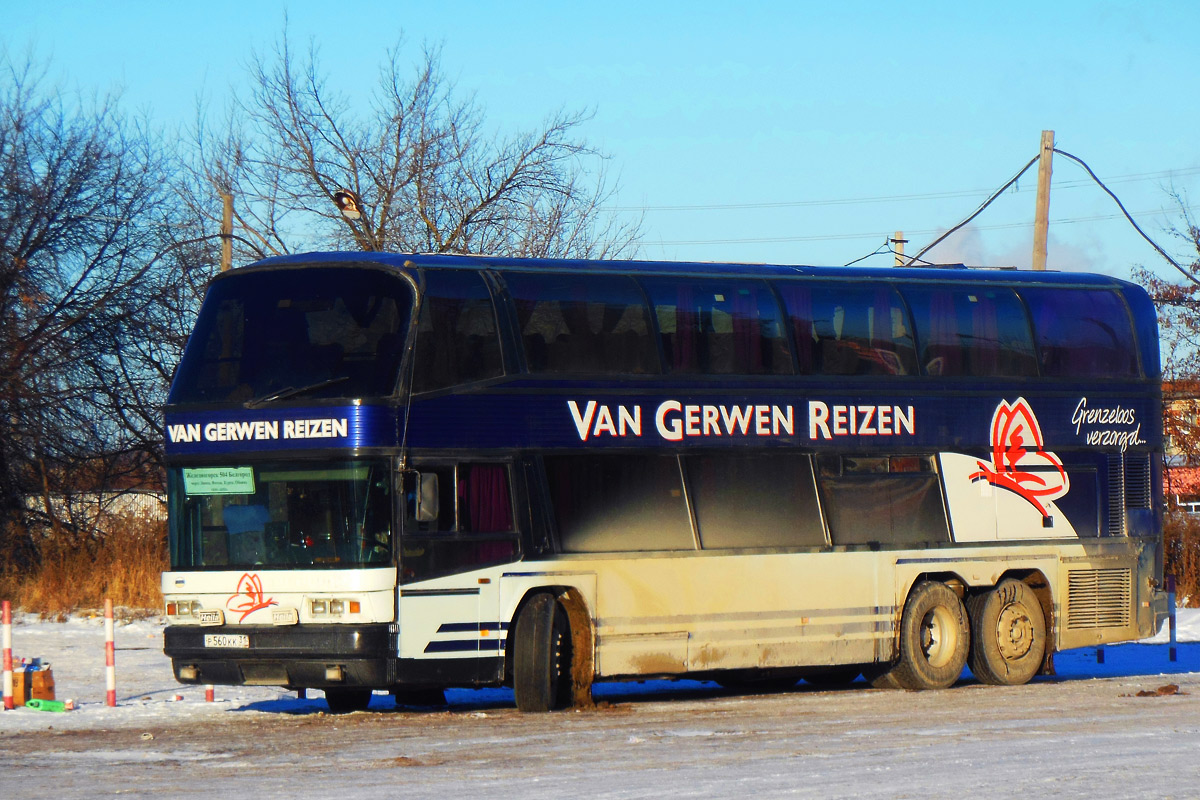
167,459,393,569
168,267,413,405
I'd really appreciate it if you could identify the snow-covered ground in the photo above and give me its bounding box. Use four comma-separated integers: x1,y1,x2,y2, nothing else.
1,609,1197,798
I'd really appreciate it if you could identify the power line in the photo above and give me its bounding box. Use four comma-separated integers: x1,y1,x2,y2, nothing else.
903,154,1041,266
652,205,1191,247
1052,148,1197,286
614,165,1200,213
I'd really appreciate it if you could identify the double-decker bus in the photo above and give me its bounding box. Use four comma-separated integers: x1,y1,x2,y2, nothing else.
162,252,1168,712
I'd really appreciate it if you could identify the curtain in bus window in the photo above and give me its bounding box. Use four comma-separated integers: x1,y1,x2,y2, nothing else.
1022,288,1139,378
685,454,826,548
672,282,699,372
780,285,816,373
545,455,694,552
732,289,763,372
642,278,790,375
776,283,916,376
459,464,514,533
504,273,658,374
412,271,503,393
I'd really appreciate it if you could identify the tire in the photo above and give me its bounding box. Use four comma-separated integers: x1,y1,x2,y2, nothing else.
967,579,1046,686
512,593,573,712
324,688,372,713
878,581,970,690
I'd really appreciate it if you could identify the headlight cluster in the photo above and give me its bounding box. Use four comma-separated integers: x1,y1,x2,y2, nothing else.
166,600,202,617
309,598,361,617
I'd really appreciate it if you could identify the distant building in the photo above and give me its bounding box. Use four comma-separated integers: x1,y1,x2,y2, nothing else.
1165,380,1200,512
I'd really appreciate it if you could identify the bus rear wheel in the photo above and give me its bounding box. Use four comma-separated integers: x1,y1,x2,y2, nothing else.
967,579,1046,686
880,581,970,690
512,593,573,712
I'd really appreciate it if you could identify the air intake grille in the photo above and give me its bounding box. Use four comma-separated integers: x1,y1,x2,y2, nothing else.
1067,568,1131,630
1124,454,1151,510
1106,456,1125,537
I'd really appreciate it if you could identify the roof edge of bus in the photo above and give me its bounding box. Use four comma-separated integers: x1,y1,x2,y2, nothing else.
231,250,1136,286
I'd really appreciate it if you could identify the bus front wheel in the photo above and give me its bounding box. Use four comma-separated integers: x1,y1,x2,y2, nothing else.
967,579,1046,686
880,581,970,690
512,593,573,712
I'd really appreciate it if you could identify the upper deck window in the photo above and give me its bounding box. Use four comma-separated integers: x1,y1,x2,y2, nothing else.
412,271,503,393
504,272,659,375
776,283,917,376
902,286,1037,377
1021,288,1140,378
169,267,413,404
641,278,791,375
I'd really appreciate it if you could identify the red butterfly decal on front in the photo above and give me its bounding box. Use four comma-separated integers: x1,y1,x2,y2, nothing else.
226,572,278,622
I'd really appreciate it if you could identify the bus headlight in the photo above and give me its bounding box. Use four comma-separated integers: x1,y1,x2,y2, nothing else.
167,600,202,618
309,598,361,618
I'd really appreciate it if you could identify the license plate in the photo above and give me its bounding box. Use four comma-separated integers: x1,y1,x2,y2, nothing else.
204,634,250,649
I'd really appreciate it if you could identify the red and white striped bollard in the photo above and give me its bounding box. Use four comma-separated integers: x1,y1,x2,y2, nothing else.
104,599,116,707
2,600,13,710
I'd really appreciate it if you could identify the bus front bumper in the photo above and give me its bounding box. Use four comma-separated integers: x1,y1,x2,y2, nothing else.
164,623,395,689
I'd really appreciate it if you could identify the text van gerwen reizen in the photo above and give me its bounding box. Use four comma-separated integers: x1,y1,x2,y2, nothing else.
166,418,349,443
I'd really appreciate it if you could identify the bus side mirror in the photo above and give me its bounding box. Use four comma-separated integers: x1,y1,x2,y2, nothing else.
415,472,439,523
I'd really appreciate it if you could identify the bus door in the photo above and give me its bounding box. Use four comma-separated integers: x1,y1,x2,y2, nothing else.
398,464,518,681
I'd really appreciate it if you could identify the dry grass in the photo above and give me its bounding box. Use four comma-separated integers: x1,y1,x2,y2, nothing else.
1164,512,1200,607
0,515,165,617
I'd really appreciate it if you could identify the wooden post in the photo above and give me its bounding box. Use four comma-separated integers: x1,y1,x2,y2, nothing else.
891,231,907,267
1032,130,1054,271
220,192,233,273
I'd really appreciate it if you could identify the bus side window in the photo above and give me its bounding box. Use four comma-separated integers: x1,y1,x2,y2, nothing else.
400,463,519,583
902,286,1037,378
503,272,659,375
411,270,503,393
685,454,826,549
817,454,950,547
544,455,694,552
777,283,917,376
1021,288,1139,378
641,278,791,375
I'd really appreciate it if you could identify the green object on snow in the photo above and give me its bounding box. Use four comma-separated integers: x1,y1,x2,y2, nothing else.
24,698,68,712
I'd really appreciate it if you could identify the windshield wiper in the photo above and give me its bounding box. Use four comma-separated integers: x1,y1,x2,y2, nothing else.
244,376,349,408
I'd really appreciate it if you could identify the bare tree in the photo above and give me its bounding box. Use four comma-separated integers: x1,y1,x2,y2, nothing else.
1133,192,1200,476
179,35,641,263
0,55,175,568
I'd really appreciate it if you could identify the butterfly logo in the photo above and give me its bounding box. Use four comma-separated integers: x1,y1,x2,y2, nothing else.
969,398,1069,517
226,572,277,622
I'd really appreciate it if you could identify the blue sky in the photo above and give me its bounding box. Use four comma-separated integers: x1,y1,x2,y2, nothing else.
7,1,1200,280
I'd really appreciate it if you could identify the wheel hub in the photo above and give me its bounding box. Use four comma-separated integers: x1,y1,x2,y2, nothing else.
921,607,956,667
996,603,1034,660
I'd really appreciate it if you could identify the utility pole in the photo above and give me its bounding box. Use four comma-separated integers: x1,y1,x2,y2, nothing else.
890,231,907,267
220,192,233,272
1032,130,1054,271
